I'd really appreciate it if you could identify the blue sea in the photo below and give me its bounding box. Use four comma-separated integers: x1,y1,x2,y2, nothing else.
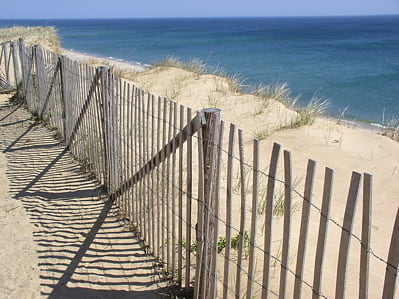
1,16,399,123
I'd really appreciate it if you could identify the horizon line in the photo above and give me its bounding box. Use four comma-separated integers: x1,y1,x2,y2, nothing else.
1,13,399,20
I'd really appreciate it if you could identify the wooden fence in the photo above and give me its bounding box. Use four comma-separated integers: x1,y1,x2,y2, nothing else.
1,40,398,298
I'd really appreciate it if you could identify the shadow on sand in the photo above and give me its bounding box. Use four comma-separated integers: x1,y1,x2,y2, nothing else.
0,99,170,298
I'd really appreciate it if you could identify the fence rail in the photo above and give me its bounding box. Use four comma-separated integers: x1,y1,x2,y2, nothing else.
1,40,398,298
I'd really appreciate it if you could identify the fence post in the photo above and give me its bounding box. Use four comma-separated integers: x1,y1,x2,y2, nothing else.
18,39,26,97
196,108,222,299
59,56,67,141
34,45,46,115
100,66,113,194
4,42,10,85
11,42,21,87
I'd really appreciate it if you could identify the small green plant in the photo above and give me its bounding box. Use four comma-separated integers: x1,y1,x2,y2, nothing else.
252,129,269,140
217,237,226,253
181,240,198,253
231,230,250,258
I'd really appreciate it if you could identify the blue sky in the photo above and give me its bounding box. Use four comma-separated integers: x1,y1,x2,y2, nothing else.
2,0,399,18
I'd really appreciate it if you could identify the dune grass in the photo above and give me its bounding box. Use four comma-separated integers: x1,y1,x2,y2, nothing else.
288,94,329,128
0,26,61,52
381,115,399,141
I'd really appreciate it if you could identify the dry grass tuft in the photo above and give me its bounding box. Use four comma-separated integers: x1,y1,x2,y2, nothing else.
152,56,207,75
381,115,399,141
286,94,329,128
252,81,299,114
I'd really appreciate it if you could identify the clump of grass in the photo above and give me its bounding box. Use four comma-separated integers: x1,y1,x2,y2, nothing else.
282,93,329,129
225,73,246,93
252,81,299,114
252,82,291,101
252,129,269,140
258,176,302,218
207,93,220,108
152,56,207,75
381,115,399,141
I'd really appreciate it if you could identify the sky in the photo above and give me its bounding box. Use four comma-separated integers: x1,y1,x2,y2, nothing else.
1,0,399,19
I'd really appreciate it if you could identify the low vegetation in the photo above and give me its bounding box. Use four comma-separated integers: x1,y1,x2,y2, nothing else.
0,26,60,52
381,115,399,141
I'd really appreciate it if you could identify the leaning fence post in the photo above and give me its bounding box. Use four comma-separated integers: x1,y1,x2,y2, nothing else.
4,42,10,85
196,108,222,299
18,39,26,97
11,41,21,87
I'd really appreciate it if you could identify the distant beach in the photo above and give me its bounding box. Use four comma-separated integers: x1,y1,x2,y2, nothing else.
1,15,399,123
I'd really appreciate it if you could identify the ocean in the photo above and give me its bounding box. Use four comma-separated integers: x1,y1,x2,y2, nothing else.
1,16,399,123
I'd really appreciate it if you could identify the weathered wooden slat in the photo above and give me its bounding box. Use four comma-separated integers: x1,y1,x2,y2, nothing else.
211,120,224,298
246,138,259,299
18,39,27,97
127,85,134,223
312,167,333,299
185,107,193,290
235,128,247,299
360,173,372,299
155,95,161,258
141,89,147,242
166,99,173,271
335,171,362,299
293,159,316,299
279,150,292,299
382,207,399,299
223,123,236,299
262,142,281,299
138,90,144,237
4,43,10,84
146,93,152,250
171,101,178,278
161,98,167,262
150,94,156,255
194,111,205,299
34,46,46,115
177,104,185,286
133,88,139,228
11,42,21,86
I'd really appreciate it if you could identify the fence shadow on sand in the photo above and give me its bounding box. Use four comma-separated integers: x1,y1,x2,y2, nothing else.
0,98,169,298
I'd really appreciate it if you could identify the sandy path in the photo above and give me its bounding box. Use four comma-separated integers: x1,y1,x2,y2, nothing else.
0,94,168,298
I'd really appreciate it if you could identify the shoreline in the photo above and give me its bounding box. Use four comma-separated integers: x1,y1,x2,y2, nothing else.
61,48,149,73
